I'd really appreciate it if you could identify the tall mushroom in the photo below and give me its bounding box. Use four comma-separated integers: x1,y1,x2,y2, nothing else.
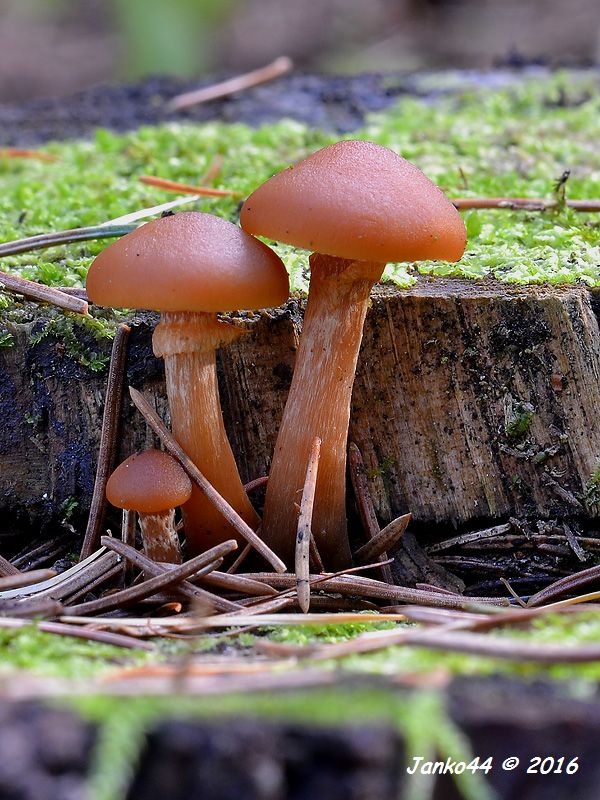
87,212,289,555
240,140,466,569
106,449,191,563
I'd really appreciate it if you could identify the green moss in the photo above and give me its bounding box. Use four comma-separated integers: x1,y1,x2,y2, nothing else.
504,400,535,438
0,626,151,679
585,461,600,512
0,328,14,347
367,455,397,480
8,615,600,800
1,71,599,299
28,309,120,371
9,612,600,685
265,619,397,645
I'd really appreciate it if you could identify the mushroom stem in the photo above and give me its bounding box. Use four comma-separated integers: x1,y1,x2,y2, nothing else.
153,311,260,555
137,509,182,564
261,253,385,569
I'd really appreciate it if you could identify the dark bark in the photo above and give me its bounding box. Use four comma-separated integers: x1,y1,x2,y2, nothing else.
2,281,600,572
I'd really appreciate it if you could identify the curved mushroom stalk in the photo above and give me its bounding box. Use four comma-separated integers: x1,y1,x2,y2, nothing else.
153,310,261,555
138,508,182,563
261,254,385,570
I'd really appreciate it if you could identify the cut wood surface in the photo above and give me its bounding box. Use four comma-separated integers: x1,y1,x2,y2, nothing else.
1,279,600,551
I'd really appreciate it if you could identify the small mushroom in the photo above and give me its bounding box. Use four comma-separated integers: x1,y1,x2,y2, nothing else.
87,212,289,555
106,449,192,563
241,140,466,569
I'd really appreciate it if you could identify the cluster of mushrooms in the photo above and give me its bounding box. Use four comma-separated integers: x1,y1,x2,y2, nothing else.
87,140,466,583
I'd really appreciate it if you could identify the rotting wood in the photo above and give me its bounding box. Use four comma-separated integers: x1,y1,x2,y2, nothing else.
349,280,600,530
3,279,600,581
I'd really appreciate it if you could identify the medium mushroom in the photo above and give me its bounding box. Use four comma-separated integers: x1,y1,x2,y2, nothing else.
87,212,289,555
106,449,191,563
240,140,466,569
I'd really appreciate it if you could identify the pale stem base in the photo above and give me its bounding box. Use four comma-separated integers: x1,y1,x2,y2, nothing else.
138,509,182,564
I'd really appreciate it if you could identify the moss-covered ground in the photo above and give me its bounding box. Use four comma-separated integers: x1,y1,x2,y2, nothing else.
1,70,599,301
5,610,600,684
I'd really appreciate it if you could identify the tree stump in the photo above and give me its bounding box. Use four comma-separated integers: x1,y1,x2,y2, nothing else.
2,279,599,560
351,278,600,528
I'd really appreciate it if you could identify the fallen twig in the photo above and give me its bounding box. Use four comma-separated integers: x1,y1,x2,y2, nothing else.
243,476,269,494
40,620,155,651
309,535,325,573
0,549,119,601
296,437,321,613
190,611,407,628
354,513,411,566
11,533,75,572
166,56,293,112
64,563,124,606
452,197,600,212
198,571,279,598
243,572,509,611
80,324,131,560
0,554,20,577
121,509,137,585
0,569,55,591
129,387,286,573
101,536,241,613
527,563,600,607
348,442,394,583
0,147,57,162
139,175,242,199
0,224,134,258
226,542,252,574
0,597,63,619
562,522,587,562
0,271,89,314
426,523,512,554
65,542,236,616
414,583,459,596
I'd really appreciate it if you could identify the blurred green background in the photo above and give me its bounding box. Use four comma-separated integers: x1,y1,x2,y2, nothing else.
0,0,599,102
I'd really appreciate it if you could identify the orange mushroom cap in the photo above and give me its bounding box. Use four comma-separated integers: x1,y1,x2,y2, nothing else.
86,212,289,312
240,140,466,264
106,449,192,514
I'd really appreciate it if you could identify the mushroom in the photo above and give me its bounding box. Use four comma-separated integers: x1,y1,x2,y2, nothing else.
240,140,466,569
106,449,191,563
87,212,289,555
